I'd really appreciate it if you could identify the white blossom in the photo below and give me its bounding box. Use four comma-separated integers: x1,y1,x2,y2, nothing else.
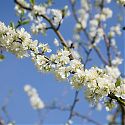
50,9,63,26
111,57,123,66
77,0,90,29
105,0,111,3
15,0,29,14
117,0,125,6
105,66,120,79
53,38,59,46
109,24,122,38
24,84,45,110
33,5,46,15
115,80,125,99
31,23,47,35
0,22,124,103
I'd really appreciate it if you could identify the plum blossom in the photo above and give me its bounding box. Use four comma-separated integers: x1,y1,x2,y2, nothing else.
24,84,45,109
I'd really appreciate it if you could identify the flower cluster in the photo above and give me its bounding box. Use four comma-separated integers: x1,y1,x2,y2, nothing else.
51,49,70,66
0,12,124,108
117,0,125,6
53,38,59,47
78,0,90,29
111,56,123,66
24,84,45,109
73,0,90,40
88,6,113,48
48,5,70,27
89,7,112,25
0,21,51,59
49,9,63,26
108,24,122,38
15,1,70,35
89,19,99,39
115,79,125,99
89,19,104,47
15,0,30,15
71,66,125,104
0,22,31,58
99,8,113,21
105,0,111,3
33,4,46,15
31,22,47,35
110,38,122,66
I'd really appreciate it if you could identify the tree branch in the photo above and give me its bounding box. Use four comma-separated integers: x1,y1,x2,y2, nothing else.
69,0,108,66
45,103,101,125
66,90,79,125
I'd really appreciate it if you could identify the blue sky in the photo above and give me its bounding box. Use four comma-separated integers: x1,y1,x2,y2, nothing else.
0,0,124,125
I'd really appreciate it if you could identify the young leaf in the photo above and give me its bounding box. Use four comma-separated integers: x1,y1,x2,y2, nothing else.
20,19,30,25
30,0,35,5
0,54,5,61
9,22,15,29
115,78,121,87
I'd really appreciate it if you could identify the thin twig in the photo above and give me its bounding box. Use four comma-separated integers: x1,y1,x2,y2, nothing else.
108,107,120,125
66,90,79,125
45,104,101,125
69,0,108,66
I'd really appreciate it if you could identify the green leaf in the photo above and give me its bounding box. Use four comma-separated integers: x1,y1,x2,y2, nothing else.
0,54,5,61
30,0,35,4
48,0,53,5
115,78,121,87
9,22,15,29
20,19,30,25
